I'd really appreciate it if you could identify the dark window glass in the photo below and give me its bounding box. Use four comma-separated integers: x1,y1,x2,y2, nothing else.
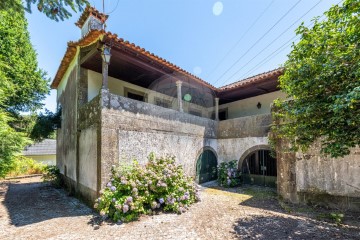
127,92,144,102
155,99,170,108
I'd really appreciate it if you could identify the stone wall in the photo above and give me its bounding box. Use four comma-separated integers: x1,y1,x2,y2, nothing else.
99,91,218,188
217,114,271,164
95,92,274,188
276,138,360,211
57,67,78,181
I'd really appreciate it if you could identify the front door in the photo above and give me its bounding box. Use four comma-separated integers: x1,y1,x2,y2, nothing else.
196,150,218,184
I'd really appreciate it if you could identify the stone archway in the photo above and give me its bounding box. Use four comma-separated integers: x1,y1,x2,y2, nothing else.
238,145,277,187
195,148,218,184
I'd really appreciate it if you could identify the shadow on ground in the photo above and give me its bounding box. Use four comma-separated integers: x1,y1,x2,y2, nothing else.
231,213,360,240
1,180,95,227
202,182,360,239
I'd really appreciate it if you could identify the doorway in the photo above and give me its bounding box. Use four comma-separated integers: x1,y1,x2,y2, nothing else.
240,149,277,187
196,150,218,184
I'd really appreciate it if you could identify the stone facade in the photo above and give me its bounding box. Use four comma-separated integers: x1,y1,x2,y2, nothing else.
53,12,358,210
276,138,360,211
56,64,360,212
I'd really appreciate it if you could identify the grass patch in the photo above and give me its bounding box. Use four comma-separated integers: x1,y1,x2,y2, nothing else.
6,156,46,177
242,187,277,199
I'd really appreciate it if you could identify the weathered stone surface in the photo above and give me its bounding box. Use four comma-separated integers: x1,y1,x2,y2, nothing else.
276,138,360,211
57,67,78,181
96,94,275,188
218,114,271,138
79,127,97,191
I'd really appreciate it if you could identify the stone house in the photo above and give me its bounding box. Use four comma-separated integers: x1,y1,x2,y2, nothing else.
52,7,359,210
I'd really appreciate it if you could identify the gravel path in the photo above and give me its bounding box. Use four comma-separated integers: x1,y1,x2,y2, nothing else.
0,177,359,240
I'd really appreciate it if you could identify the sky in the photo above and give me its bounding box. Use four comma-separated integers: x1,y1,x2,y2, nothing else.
25,0,341,112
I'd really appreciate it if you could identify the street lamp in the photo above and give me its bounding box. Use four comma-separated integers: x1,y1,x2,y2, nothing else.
101,45,111,64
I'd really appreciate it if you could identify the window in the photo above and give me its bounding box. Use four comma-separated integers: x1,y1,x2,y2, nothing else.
155,98,171,108
219,109,228,120
189,109,202,117
127,92,144,102
211,108,228,120
124,87,145,102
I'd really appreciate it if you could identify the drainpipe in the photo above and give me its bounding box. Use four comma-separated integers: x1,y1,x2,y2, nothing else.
215,97,219,121
176,80,183,112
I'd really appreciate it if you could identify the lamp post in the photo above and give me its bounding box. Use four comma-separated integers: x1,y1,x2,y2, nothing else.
101,45,111,90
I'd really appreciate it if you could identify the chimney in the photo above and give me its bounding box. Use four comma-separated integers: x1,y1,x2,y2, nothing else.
75,6,109,37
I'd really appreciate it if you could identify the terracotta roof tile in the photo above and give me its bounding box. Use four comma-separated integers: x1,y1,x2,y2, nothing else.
75,6,108,28
51,30,104,88
218,68,284,91
51,29,282,93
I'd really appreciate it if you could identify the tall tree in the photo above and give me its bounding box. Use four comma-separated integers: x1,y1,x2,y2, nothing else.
0,0,88,21
272,0,360,158
0,0,49,177
0,0,49,113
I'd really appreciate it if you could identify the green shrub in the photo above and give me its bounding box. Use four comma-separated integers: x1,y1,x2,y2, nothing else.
330,213,344,225
42,165,62,188
95,154,200,222
6,155,45,177
218,160,241,187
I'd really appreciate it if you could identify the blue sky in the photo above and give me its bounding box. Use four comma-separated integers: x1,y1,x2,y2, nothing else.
25,0,340,112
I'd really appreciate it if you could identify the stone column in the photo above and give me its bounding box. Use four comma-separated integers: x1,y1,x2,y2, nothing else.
102,60,109,90
176,80,183,112
215,97,219,121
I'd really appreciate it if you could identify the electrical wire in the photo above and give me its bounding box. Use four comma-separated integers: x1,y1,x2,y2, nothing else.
106,0,120,14
204,0,276,80
220,0,323,86
236,0,344,81
211,0,302,87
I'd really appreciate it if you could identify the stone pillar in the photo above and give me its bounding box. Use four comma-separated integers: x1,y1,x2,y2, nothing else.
102,60,109,90
176,80,183,112
215,97,219,121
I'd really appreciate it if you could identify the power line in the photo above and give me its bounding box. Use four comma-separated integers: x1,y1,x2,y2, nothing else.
236,0,344,82
241,37,298,81
106,0,120,14
220,0,323,86
205,0,276,80
212,0,302,86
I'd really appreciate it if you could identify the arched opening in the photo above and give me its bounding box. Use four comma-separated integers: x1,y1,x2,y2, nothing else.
196,149,218,184
240,149,277,187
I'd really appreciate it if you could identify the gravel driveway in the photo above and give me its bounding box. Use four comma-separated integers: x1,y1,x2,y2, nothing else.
0,176,359,240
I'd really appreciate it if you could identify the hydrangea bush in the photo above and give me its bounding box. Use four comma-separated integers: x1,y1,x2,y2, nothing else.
218,160,241,187
95,153,200,222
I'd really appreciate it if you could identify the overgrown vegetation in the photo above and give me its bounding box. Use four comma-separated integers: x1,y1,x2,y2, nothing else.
317,212,345,225
96,154,200,222
272,0,360,158
6,156,45,177
217,160,241,187
0,0,54,177
42,165,63,188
